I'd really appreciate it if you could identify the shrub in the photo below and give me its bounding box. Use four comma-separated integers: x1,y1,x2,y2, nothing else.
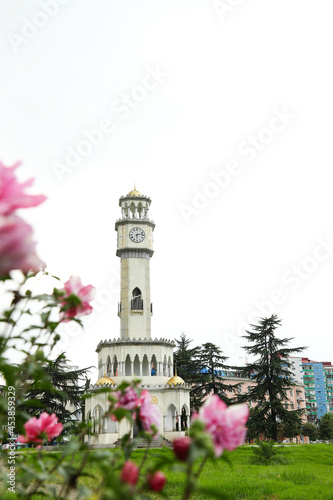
251,439,285,465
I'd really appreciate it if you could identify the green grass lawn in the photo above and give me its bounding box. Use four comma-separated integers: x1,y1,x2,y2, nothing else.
1,444,333,499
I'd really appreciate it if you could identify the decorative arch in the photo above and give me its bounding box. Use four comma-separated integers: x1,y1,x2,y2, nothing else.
134,354,140,376
168,356,172,377
181,404,189,430
131,288,143,310
106,356,111,376
130,202,136,218
165,404,177,432
137,202,143,218
113,355,118,377
151,354,157,376
93,405,103,433
125,354,131,376
142,354,149,376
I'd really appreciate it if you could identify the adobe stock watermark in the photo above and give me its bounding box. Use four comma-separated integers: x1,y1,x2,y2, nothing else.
179,106,296,223
212,0,246,21
52,65,169,183
7,386,16,493
8,0,72,53
234,234,333,337
54,269,120,353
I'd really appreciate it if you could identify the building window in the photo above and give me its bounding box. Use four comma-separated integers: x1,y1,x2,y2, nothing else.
131,287,143,310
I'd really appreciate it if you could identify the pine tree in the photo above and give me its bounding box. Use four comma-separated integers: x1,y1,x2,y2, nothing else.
173,333,204,412
21,353,92,430
238,315,305,441
194,342,235,408
173,333,201,383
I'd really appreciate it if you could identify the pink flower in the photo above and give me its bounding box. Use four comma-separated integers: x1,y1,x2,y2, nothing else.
0,215,45,275
147,471,166,492
173,437,191,461
0,161,46,216
18,412,63,444
116,387,139,411
138,390,160,436
198,395,249,457
121,461,139,486
58,276,95,321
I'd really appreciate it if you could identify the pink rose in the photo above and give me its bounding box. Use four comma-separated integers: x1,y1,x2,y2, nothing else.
0,161,46,216
147,471,166,492
58,276,95,321
0,215,45,275
116,387,139,411
173,436,191,461
198,395,249,457
138,390,160,436
121,460,139,486
18,412,63,444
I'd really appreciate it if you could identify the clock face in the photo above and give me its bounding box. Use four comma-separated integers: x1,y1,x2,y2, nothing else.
129,227,145,243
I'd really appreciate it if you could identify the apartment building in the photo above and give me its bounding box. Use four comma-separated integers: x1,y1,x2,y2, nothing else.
290,357,330,421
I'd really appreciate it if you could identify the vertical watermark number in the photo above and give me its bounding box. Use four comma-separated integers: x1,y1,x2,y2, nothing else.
6,386,16,493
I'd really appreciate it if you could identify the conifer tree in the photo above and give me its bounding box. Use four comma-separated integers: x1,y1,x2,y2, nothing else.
173,333,204,412
173,333,201,383
194,342,235,408
238,315,305,441
21,353,92,430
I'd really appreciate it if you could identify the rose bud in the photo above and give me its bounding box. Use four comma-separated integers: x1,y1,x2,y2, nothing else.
173,437,191,461
147,471,166,491
121,461,139,486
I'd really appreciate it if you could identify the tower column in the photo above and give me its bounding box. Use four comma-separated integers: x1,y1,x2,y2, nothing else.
131,361,134,376
115,189,155,341
139,361,142,376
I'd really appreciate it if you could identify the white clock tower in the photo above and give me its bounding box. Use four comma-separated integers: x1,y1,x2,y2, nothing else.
85,187,190,446
115,188,155,340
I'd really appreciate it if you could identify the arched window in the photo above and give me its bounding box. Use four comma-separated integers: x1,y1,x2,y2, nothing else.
165,404,177,432
168,356,172,377
163,356,167,376
93,405,103,433
151,354,157,376
106,356,111,376
181,404,189,430
142,354,149,376
125,355,131,376
134,355,140,376
113,355,118,377
131,288,143,310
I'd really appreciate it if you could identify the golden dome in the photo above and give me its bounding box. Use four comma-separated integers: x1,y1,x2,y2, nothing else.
166,375,185,386
127,187,142,197
95,376,114,386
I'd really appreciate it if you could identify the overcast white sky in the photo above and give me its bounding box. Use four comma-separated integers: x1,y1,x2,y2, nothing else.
1,1,333,381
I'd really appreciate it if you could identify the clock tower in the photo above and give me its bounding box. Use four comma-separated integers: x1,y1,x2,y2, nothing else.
115,188,155,340
86,187,191,446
